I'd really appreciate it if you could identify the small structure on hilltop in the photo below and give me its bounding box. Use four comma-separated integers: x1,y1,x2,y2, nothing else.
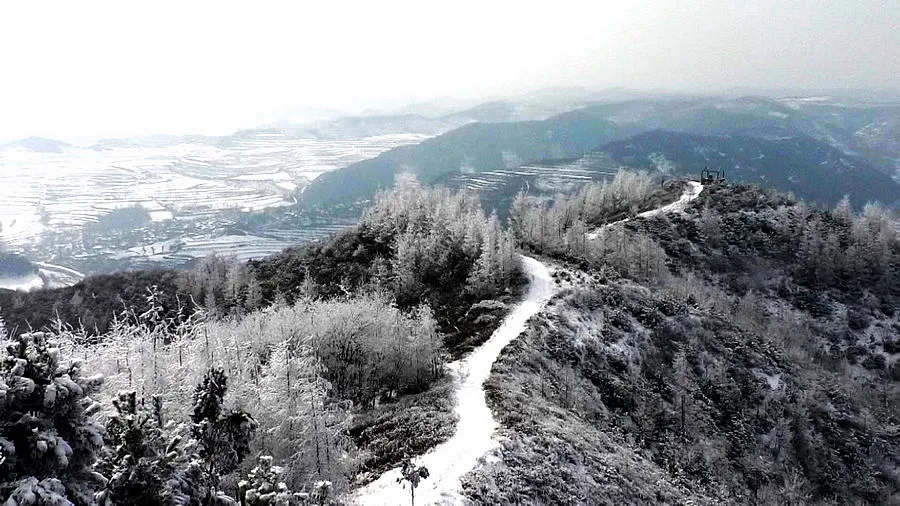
701,167,726,184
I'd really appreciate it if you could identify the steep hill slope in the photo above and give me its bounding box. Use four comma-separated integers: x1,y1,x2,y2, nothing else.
301,111,627,208
468,181,900,504
601,130,900,207
574,97,900,179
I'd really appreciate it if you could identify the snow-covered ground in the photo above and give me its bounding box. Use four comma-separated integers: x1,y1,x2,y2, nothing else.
0,262,86,292
31,262,85,289
0,273,44,291
352,256,557,505
586,180,704,239
0,132,429,246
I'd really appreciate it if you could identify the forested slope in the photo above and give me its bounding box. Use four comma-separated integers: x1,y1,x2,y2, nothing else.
0,183,528,504
465,181,900,504
601,130,900,207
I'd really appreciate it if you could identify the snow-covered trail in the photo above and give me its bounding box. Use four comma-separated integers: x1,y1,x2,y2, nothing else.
352,181,703,504
32,261,85,280
586,180,704,240
32,261,85,289
352,256,556,505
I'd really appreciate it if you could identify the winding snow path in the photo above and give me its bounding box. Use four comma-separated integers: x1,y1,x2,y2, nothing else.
352,256,556,505
586,181,704,240
352,181,703,505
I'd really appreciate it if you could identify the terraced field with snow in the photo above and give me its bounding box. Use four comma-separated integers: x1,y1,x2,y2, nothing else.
113,222,356,268
446,151,621,195
0,132,428,248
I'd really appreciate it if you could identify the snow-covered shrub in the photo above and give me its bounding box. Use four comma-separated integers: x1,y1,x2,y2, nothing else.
0,332,105,504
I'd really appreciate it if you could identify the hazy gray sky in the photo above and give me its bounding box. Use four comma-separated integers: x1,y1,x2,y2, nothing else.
0,0,897,142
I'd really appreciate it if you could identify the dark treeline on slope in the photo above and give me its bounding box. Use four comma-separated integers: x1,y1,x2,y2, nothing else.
0,269,185,337
467,179,900,504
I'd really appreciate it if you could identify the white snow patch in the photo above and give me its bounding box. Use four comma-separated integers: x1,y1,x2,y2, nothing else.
276,181,299,191
32,262,85,280
231,171,293,181
0,273,44,291
756,371,782,390
352,256,556,505
149,210,174,221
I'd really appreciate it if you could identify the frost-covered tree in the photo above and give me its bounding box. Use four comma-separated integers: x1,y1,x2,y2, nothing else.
466,214,518,296
511,170,661,260
0,332,106,505
392,229,424,299
698,206,724,247
244,274,264,312
253,338,349,489
311,295,444,406
308,481,332,506
586,228,669,282
833,194,853,224
362,181,522,301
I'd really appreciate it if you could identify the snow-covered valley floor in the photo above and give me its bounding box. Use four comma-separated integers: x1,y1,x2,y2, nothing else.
0,133,429,248
351,256,556,505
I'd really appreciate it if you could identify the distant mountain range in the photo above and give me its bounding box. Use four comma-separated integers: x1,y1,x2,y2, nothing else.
302,95,900,210
6,94,899,211
590,97,900,176
1,88,647,152
2,136,72,153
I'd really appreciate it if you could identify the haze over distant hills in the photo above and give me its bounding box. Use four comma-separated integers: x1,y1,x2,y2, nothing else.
3,90,900,286
303,94,900,211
